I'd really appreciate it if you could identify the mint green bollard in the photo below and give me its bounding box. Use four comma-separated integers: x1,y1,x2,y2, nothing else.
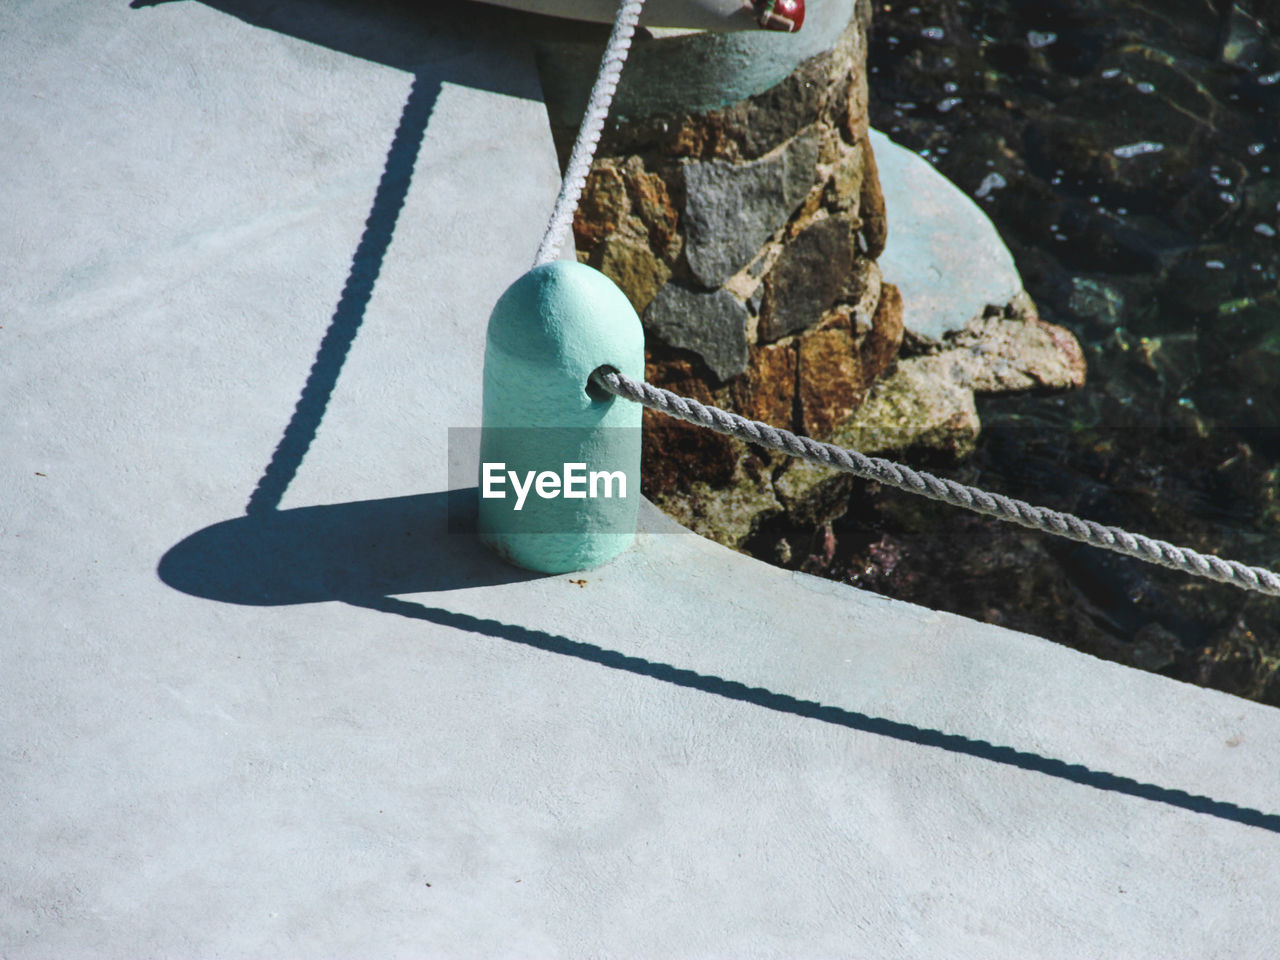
478,261,645,573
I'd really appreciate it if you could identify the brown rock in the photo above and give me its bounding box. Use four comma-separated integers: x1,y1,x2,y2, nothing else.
857,281,904,390
731,341,797,428
641,356,737,497
798,316,862,438
824,140,866,215
844,257,883,337
837,8,872,144
858,136,888,259
817,125,841,166
558,16,910,548
946,315,1087,393
597,236,671,315
622,158,679,255
828,70,853,145
573,162,629,249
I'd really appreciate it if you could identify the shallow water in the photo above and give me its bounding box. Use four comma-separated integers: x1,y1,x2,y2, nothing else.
791,0,1280,703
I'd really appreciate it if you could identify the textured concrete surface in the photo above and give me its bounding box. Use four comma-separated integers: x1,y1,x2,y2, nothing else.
4,2,1280,958
871,127,1025,341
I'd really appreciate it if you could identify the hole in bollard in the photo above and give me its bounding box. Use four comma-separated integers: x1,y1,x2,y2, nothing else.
585,365,617,403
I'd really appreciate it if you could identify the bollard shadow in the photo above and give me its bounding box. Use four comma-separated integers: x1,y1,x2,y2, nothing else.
160,488,539,604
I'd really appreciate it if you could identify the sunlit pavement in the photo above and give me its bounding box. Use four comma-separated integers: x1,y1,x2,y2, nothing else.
3,3,1279,956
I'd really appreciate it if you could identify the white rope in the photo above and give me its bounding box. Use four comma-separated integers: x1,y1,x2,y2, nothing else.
534,0,648,266
594,369,1280,598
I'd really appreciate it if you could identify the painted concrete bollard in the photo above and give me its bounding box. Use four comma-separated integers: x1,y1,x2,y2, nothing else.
478,261,645,573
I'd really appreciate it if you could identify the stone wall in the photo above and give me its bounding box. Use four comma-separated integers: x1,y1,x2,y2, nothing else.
561,6,1088,551
572,12,908,546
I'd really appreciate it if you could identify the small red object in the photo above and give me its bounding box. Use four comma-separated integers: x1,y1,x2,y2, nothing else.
752,0,805,32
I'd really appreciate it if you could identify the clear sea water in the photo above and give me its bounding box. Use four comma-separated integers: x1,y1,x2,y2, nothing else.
804,0,1280,703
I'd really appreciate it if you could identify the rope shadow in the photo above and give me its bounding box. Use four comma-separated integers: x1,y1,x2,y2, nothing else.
246,71,441,515
351,593,1280,836
160,489,539,602
159,490,1280,834
127,1,553,515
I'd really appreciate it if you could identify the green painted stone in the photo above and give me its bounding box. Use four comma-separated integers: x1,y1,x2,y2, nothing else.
536,0,855,127
478,261,645,573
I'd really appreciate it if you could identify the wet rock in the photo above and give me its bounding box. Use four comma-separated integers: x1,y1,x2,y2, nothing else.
681,128,822,288
1159,251,1248,319
862,0,1280,705
1220,5,1272,69
1130,622,1180,673
1243,176,1280,224
1196,613,1280,706
1068,277,1126,329
648,450,782,548
759,214,858,341
946,315,1087,393
832,353,981,459
644,283,750,381
1025,46,1221,202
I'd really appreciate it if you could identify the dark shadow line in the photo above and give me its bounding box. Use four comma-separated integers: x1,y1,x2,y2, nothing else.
350,594,1280,835
246,72,441,515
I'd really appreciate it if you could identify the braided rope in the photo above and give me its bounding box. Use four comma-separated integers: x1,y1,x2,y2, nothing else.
594,369,1280,598
533,0,648,266
536,3,1280,599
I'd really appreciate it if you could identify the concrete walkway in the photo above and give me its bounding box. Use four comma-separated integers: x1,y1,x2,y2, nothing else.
3,2,1279,957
